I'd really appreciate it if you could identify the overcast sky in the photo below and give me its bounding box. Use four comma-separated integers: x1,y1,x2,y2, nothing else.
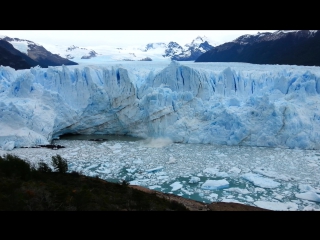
0,30,277,47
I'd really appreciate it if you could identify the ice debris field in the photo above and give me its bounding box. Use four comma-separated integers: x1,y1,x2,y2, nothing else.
1,136,320,211
1,61,320,210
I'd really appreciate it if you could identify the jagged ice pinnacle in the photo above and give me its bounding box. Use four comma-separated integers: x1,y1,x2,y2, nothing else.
1,61,320,150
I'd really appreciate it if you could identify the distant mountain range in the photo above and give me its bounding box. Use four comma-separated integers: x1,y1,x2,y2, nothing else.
0,35,218,69
1,31,320,70
42,36,218,62
195,30,320,66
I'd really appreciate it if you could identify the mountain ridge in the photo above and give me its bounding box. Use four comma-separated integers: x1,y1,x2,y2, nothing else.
0,36,78,69
0,39,39,69
195,30,320,66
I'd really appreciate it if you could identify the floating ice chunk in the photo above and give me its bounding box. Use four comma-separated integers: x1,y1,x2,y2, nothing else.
96,168,111,174
133,159,143,164
295,191,320,202
253,168,290,181
229,167,241,174
246,196,254,202
224,187,250,194
126,168,136,173
221,198,242,204
155,171,167,176
107,143,122,150
129,180,141,185
170,182,183,191
216,172,229,178
87,171,97,177
307,163,318,167
203,168,219,175
273,193,285,201
157,175,169,180
84,164,99,170
2,141,15,151
302,206,320,211
254,201,298,211
149,185,161,189
112,150,122,154
201,179,229,190
166,156,177,164
189,176,200,183
142,138,172,148
298,184,318,193
181,188,192,195
241,173,281,188
209,193,218,199
145,166,163,173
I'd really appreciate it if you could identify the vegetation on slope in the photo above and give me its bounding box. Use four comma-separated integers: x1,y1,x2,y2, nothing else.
0,154,188,211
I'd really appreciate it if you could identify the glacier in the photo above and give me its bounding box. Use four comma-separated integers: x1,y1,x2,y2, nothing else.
1,61,320,150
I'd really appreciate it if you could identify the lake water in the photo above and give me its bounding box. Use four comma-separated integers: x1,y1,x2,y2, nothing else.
2,134,320,211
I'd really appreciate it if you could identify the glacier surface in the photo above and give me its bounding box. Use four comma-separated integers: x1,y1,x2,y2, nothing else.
1,61,320,150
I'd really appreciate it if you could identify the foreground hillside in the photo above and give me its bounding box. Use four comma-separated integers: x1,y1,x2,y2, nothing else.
0,154,269,211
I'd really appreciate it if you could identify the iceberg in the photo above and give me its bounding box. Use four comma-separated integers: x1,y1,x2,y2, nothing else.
189,176,200,183
145,166,164,173
201,179,229,190
295,191,320,203
241,173,281,188
1,61,320,150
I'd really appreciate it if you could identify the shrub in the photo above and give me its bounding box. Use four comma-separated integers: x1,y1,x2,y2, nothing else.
70,171,81,176
51,155,68,173
37,161,52,173
121,180,129,187
0,154,32,180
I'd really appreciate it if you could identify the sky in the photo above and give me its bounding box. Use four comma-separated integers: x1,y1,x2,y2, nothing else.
0,30,277,47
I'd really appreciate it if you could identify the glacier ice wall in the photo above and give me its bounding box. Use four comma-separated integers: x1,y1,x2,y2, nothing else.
1,61,320,150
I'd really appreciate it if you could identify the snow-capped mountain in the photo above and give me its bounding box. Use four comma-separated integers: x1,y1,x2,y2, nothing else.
196,30,320,66
171,36,217,61
142,42,167,52
0,39,39,70
0,34,218,67
0,36,78,68
163,41,185,58
42,44,99,60
40,36,217,63
0,39,39,69
146,36,218,61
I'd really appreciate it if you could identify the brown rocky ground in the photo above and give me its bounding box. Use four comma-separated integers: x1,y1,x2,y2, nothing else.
129,185,271,211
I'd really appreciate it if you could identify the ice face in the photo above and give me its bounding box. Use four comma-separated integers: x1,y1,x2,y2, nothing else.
1,61,320,150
